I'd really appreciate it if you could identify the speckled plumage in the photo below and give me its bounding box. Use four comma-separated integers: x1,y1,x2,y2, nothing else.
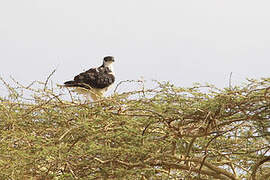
64,56,115,101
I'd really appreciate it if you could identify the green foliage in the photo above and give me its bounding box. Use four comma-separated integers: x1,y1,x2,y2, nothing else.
0,78,270,179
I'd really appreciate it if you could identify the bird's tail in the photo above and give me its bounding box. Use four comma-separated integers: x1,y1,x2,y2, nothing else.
64,81,77,87
64,81,91,89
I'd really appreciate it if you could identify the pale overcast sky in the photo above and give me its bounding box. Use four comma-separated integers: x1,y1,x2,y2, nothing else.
1,0,270,94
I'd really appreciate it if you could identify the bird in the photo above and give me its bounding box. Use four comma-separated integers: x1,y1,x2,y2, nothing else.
64,56,115,101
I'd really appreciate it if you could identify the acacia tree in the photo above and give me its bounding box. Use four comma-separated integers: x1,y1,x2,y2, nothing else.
0,78,270,179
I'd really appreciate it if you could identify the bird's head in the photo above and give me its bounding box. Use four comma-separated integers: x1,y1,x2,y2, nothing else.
103,56,115,67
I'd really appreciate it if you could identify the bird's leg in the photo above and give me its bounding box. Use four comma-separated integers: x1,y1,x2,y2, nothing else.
90,93,98,102
88,88,104,102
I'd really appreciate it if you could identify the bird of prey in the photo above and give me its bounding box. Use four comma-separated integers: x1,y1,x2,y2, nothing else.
64,56,115,101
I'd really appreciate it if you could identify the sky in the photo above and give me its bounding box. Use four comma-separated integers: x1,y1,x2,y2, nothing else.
1,0,270,95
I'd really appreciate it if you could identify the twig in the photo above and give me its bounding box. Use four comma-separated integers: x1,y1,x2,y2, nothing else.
251,156,270,180
113,80,144,93
44,68,57,90
229,72,233,89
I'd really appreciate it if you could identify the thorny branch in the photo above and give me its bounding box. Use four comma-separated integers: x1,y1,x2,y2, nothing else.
0,78,270,179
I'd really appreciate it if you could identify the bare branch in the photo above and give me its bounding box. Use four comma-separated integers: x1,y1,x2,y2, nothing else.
251,156,270,180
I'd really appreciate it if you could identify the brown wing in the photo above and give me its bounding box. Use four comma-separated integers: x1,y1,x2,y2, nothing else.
64,68,115,89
